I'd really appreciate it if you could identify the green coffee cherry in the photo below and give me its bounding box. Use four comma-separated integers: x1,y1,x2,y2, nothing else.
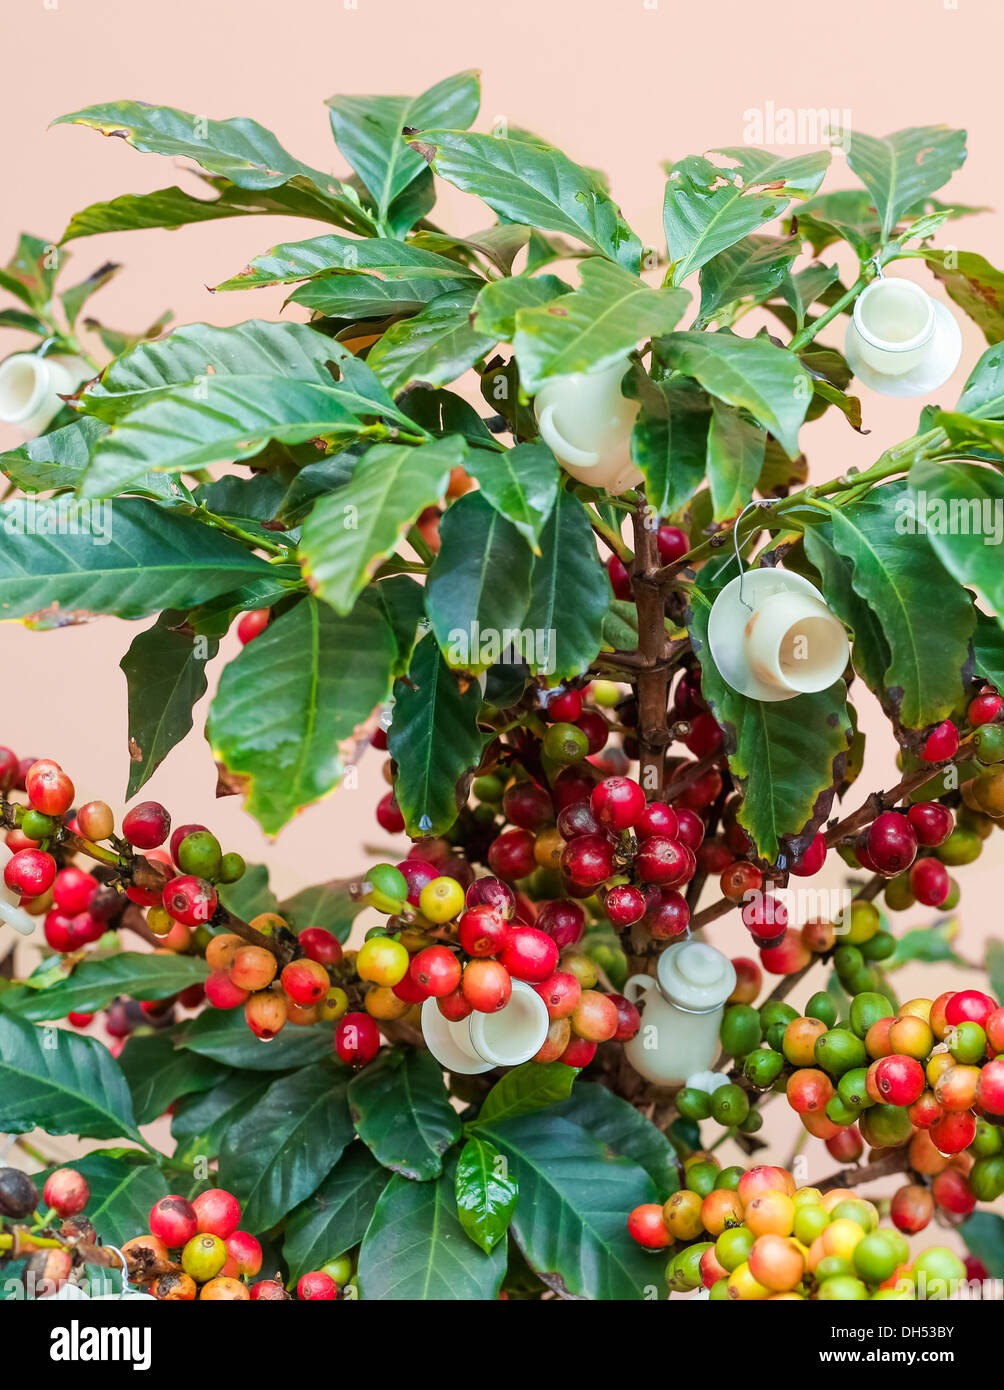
859,930,896,962
974,723,1004,764
814,1027,867,1076
711,1084,750,1127
969,1154,1004,1202
884,875,915,912
676,1087,713,1121
826,1095,860,1127
853,1232,899,1284
714,1165,745,1191
936,828,982,866
744,1047,785,1089
21,809,56,840
833,945,864,981
542,722,589,764
472,774,505,803
737,1108,763,1134
849,991,894,1039
837,1067,873,1111
860,1102,913,1148
720,1004,762,1059
970,1117,1003,1158
218,852,246,884
365,863,409,914
178,830,223,880
684,1161,719,1199
805,992,837,1029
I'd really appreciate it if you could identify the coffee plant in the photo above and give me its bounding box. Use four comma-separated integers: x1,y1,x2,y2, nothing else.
1,73,1004,1302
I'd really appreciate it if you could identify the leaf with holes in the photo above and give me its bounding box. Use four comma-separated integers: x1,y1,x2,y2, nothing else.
846,126,966,241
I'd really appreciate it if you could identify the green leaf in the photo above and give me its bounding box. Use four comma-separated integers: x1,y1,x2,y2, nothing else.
0,416,105,493
288,273,468,319
208,592,396,834
460,442,560,553
962,1212,1004,1278
0,498,274,623
1,234,62,312
327,71,480,225
179,1007,334,1071
219,1060,354,1230
697,234,798,326
118,1027,224,1127
411,221,535,275
956,340,1004,420
357,1155,506,1300
171,1071,276,1163
846,126,967,241
705,400,766,521
39,1152,168,1245
656,330,810,459
922,249,1004,344
0,307,48,335
410,130,641,272
802,522,891,699
214,232,479,292
471,273,568,341
348,1048,462,1180
372,574,427,677
0,1014,140,1141
909,461,1004,612
473,1111,659,1300
686,568,851,862
512,258,689,391
387,632,485,837
54,101,368,227
779,262,841,332
299,437,462,614
455,1136,518,1254
819,479,975,728
887,920,963,968
425,491,534,672
59,182,340,243
1,953,208,1023
283,1143,390,1283
218,863,278,922
472,1061,576,1126
629,377,711,519
366,289,496,394
279,880,363,943
60,260,120,328
974,610,1004,688
523,489,611,681
664,149,829,284
120,611,219,798
551,1083,680,1193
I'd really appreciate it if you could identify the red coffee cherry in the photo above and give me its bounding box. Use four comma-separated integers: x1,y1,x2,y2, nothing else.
534,970,581,1020
53,867,97,915
298,927,343,966
4,848,56,897
334,1012,380,1066
921,720,959,762
720,861,762,901
590,776,646,831
25,760,74,817
627,1203,672,1249
604,884,647,928
122,801,171,850
458,905,512,957
907,802,954,847
560,834,615,889
910,857,950,907
635,836,690,885
162,875,217,926
969,689,1003,726
375,792,405,834
944,989,997,1028
487,828,536,881
409,945,462,998
499,926,559,983
236,609,270,645
790,832,826,878
866,811,918,876
607,554,632,601
502,781,553,831
644,889,690,939
297,1271,338,1300
43,1168,90,1218
192,1188,241,1239
461,959,512,1013
656,525,689,566
535,898,586,948
280,958,330,1006
150,1195,199,1246
873,1054,926,1106
674,806,705,850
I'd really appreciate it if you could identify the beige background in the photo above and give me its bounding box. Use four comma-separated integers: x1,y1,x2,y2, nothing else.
2,0,1004,1210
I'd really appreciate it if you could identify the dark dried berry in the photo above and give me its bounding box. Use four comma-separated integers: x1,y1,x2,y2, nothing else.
0,1167,39,1220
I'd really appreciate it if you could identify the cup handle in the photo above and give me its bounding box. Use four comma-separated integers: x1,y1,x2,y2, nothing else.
536,403,601,469
623,973,655,1005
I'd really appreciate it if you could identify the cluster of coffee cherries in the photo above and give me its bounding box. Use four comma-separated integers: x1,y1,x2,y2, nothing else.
711,981,1004,1205
353,860,640,1067
0,1164,97,1295
627,1161,970,1300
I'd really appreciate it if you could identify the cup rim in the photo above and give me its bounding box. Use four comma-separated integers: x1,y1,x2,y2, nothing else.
0,353,49,424
468,979,549,1066
852,278,935,355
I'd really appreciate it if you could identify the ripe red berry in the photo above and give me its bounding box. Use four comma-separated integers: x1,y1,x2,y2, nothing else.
545,688,583,723
464,875,516,919
607,554,632,600
25,760,74,817
921,720,959,762
932,1167,976,1216
410,945,462,998
236,608,270,645
502,781,553,830
122,801,171,850
909,857,950,907
458,904,511,957
986,1007,1004,1054
604,884,646,927
742,893,788,939
52,866,97,915
535,898,586,948
656,525,689,566
556,801,604,840
890,1184,934,1234
944,989,997,1028
205,971,249,1010
224,1231,263,1277
375,792,405,834
150,1195,198,1246
929,1109,977,1154
193,1188,241,1239
590,776,646,831
759,928,810,976
499,926,558,983
683,712,723,758
437,985,474,1022
874,1054,926,1106
673,806,705,850
560,834,615,889
298,1270,338,1300
907,802,954,847
720,860,762,901
280,958,330,1006
790,832,826,878
635,835,690,886
645,888,690,939
43,1168,90,1217
628,1203,672,1249
560,1035,597,1067
607,993,642,1041
866,811,918,876
977,1058,1004,1114
67,1012,94,1028
487,828,536,881
533,970,581,1019
334,1012,380,1066
575,710,609,756
968,689,1003,726
298,927,343,966
461,959,512,1013
825,1126,864,1164
250,1279,288,1301
4,848,56,897
162,875,217,926
635,801,679,840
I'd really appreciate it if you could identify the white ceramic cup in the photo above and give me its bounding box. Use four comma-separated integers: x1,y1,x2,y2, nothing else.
0,353,89,436
421,979,550,1075
623,940,737,1086
851,279,936,378
743,588,850,695
533,358,643,492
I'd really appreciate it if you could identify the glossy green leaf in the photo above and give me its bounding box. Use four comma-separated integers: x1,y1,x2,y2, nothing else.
357,1156,506,1300
61,261,120,328
118,1028,224,1127
366,289,496,393
471,1061,576,1126
216,863,278,921
887,920,963,968
908,461,1004,612
208,593,396,834
425,491,534,672
956,340,1004,420
705,399,766,521
962,1212,1004,1278
455,1135,518,1254
171,1071,277,1163
471,273,568,341
349,1048,462,1180
283,1143,389,1283
629,377,711,519
289,273,467,319
59,182,339,244
219,1060,354,1230
299,437,462,614
1,234,61,312
1,953,208,1024
411,130,641,272
550,1082,680,1193
387,632,486,837
512,258,689,391
280,879,364,943
697,234,797,325
372,574,427,677
846,126,967,241
215,232,479,292
974,609,1004,688
656,330,810,459
120,611,219,797
523,489,611,681
179,1006,334,1071
0,1014,140,1141
0,416,105,493
460,442,560,553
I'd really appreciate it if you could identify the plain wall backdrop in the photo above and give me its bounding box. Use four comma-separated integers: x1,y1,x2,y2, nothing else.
2,0,1003,1203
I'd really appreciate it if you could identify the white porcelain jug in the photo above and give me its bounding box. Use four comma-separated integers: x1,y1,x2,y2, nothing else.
0,352,90,436
421,979,549,1075
533,358,643,493
623,940,736,1086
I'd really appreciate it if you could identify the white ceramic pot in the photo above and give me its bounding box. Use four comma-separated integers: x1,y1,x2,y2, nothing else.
707,568,849,702
845,278,961,397
622,940,736,1086
0,353,90,436
533,358,643,493
0,842,39,936
421,979,549,1075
